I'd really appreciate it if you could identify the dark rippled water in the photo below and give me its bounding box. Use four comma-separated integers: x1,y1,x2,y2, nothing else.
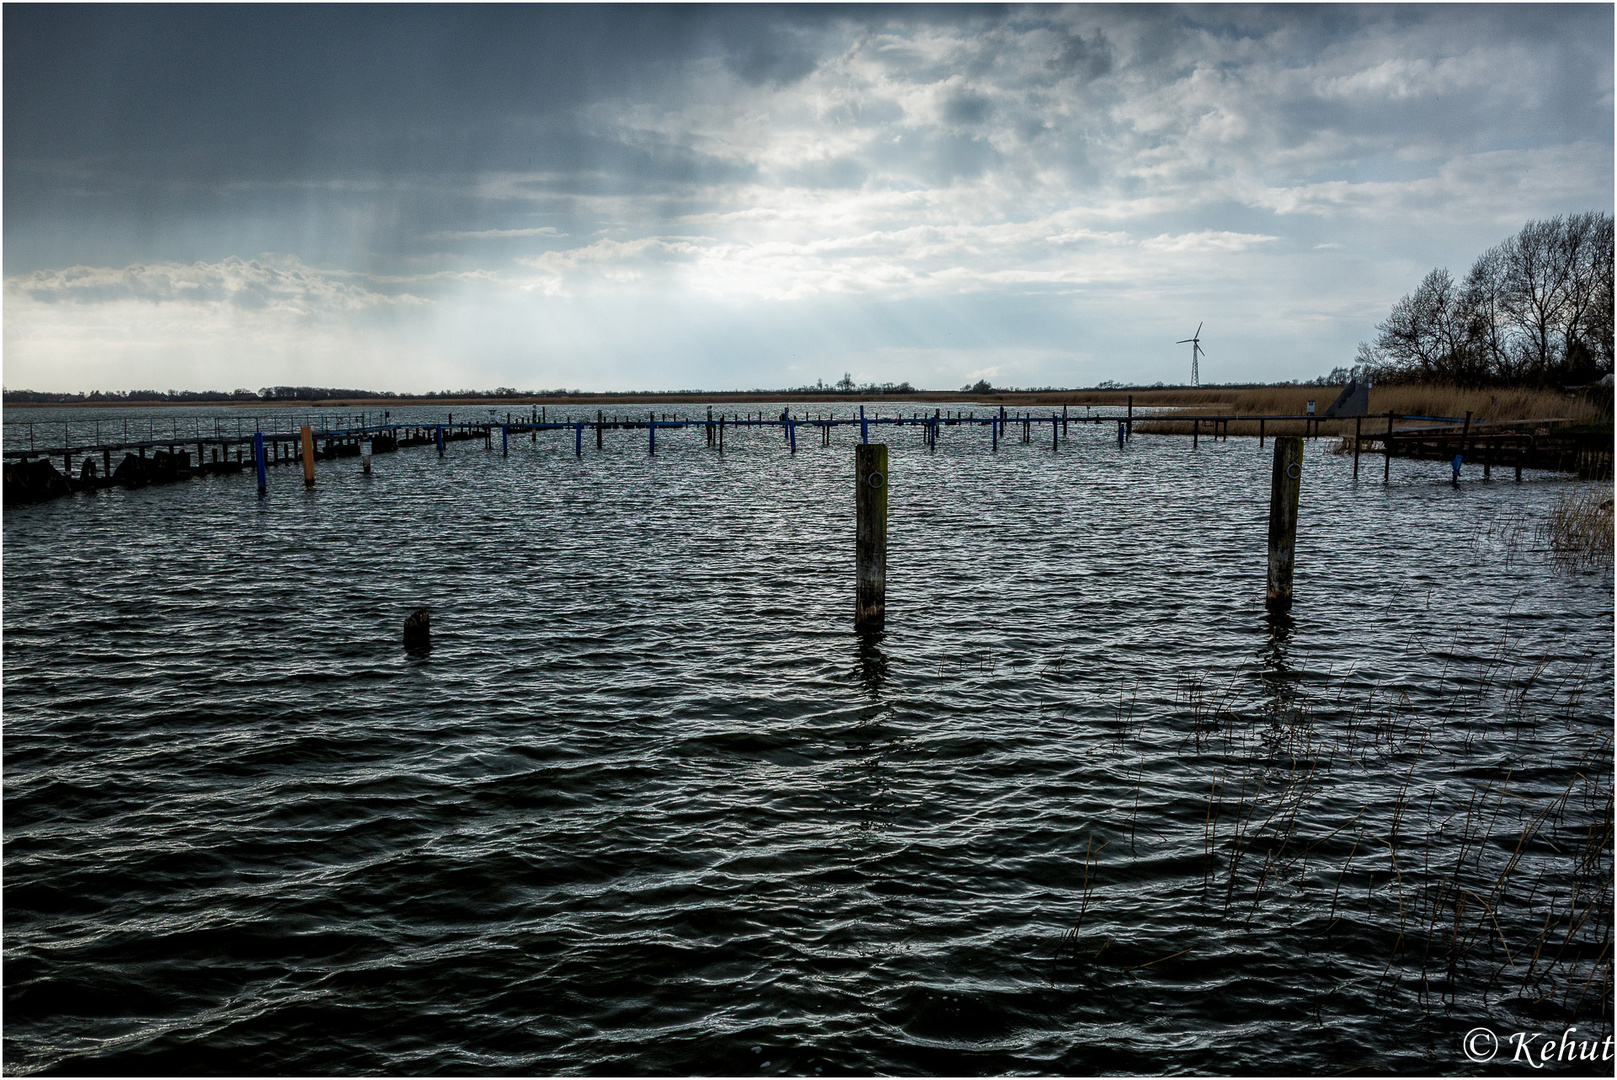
5,405,1613,1075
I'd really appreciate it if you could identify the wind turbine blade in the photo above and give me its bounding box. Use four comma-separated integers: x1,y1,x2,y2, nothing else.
1196,321,1203,337
1176,338,1194,344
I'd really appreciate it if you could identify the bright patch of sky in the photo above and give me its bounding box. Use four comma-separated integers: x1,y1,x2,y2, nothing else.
4,4,1611,392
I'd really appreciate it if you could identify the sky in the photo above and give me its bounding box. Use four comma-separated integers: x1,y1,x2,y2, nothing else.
3,3,1612,394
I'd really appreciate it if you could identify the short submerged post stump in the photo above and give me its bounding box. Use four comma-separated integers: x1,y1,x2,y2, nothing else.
403,608,432,651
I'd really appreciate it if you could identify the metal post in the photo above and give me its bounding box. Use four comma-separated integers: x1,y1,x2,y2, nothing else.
860,405,869,445
253,432,267,494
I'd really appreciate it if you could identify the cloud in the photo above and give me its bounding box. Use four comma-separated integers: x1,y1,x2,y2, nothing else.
7,256,431,313
431,227,564,240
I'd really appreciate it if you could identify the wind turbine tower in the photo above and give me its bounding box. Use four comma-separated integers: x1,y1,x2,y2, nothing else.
1177,323,1206,387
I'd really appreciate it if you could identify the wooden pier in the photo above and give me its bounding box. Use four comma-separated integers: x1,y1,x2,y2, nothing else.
3,406,1605,506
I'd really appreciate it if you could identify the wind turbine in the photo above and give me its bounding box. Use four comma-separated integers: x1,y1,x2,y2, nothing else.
1177,323,1206,386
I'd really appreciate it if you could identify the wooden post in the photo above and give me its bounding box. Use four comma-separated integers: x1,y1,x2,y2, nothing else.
1193,418,1199,449
855,443,887,628
436,425,445,457
300,425,316,488
860,405,869,444
501,425,508,456
361,438,372,475
1051,414,1058,451
253,432,267,494
1062,404,1069,437
1353,416,1362,480
1266,436,1303,612
1384,412,1394,483
1259,418,1265,448
788,416,797,453
648,411,656,454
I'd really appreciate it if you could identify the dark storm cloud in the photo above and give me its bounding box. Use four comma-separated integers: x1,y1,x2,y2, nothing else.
5,4,1610,393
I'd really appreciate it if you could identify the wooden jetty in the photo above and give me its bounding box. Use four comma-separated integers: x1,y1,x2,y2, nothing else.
2,405,1605,506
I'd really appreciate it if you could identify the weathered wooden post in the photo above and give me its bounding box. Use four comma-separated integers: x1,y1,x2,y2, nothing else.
436,425,445,457
855,443,887,628
1266,436,1303,612
719,413,725,452
1193,418,1199,449
1384,412,1394,484
648,411,656,454
300,425,316,488
1456,410,1472,486
1051,414,1058,451
361,439,372,475
1117,420,1125,449
1353,416,1362,479
1259,417,1265,448
1062,404,1069,437
575,420,582,457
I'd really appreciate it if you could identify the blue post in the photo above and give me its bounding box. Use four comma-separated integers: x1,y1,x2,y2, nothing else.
252,432,267,495
436,425,445,457
1117,421,1125,449
788,417,796,453
860,405,868,444
575,420,583,457
1052,415,1059,451
1452,453,1462,485
502,424,508,456
649,411,656,454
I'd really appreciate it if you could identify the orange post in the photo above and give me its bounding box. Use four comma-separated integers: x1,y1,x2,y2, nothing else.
300,426,316,488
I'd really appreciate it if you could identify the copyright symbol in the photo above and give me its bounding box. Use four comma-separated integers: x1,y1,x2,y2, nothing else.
1463,1027,1497,1063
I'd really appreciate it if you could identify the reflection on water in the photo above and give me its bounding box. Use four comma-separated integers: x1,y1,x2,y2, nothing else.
3,407,1611,1075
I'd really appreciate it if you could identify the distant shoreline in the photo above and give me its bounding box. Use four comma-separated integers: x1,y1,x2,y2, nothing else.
3,386,1328,410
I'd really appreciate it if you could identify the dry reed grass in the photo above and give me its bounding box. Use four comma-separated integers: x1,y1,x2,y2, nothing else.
1047,627,1614,1039
1542,487,1615,570
1122,384,1609,438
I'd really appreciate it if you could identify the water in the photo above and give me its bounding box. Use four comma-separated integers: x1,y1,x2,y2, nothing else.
5,406,1612,1074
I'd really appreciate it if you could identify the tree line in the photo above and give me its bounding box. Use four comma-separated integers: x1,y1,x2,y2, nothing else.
1357,212,1613,387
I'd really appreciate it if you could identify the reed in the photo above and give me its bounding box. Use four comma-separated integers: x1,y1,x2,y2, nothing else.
1541,486,1615,570
1049,620,1613,1039
1129,383,1609,438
